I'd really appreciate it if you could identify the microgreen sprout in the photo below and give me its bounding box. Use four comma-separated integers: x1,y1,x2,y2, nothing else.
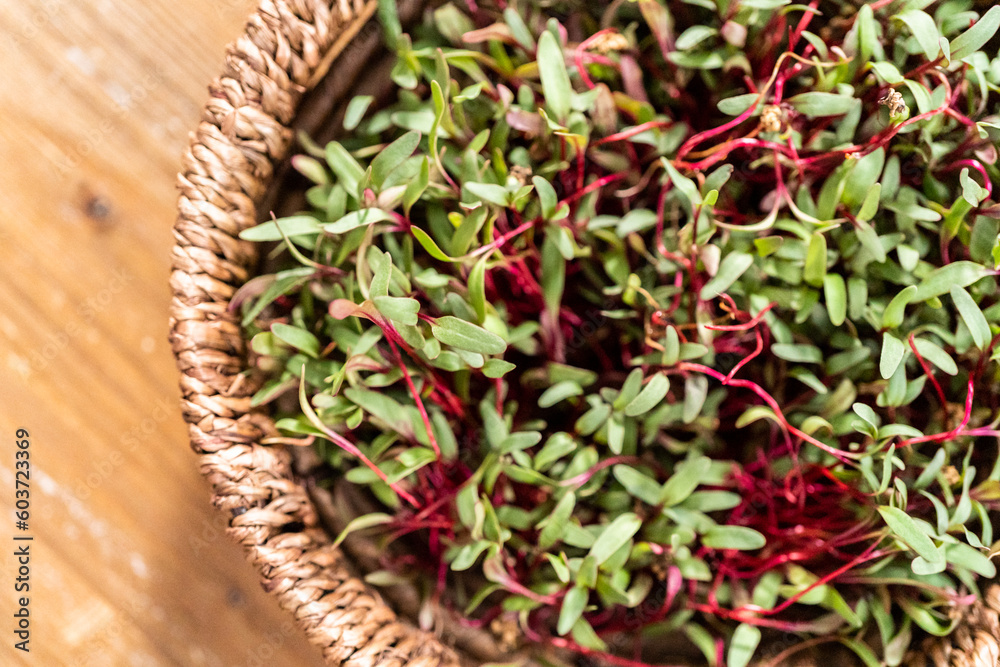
238,1,1000,664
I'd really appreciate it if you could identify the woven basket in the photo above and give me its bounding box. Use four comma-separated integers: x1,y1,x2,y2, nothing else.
169,1,1000,665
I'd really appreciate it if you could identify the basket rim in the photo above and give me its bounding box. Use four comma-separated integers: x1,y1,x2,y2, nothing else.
169,1,461,665
168,2,1000,666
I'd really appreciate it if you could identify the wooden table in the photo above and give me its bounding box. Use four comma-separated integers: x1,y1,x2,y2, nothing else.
0,2,326,664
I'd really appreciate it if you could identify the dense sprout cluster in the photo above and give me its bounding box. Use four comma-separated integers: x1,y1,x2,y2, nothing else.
238,1,1000,664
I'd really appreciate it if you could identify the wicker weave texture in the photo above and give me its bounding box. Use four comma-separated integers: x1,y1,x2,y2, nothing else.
168,1,1000,666
169,1,458,665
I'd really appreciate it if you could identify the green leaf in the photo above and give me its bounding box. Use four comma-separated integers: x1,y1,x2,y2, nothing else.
368,248,392,298
667,50,724,69
465,182,509,207
791,371,828,396
403,156,430,216
662,159,702,212
372,296,420,326
754,236,784,257
852,402,880,429
376,0,402,48
239,267,314,326
912,338,958,375
772,343,823,364
614,368,646,411
332,513,393,548
682,375,709,423
541,233,566,313
538,30,571,123
717,93,761,116
271,323,320,358
857,183,881,221
727,624,762,667
570,617,607,651
741,0,790,8
504,465,552,486
800,30,828,58
240,215,321,241
468,257,488,323
483,358,515,379
343,95,374,131
700,251,753,300
844,149,885,210
856,218,886,263
396,447,437,478
913,261,993,301
880,332,906,379
323,208,394,234
904,79,933,114
950,286,991,349
914,449,947,490
949,6,1000,61
675,25,717,50
945,542,997,577
558,585,588,635
837,638,881,667
854,3,880,63
411,226,456,261
431,316,506,355
606,415,625,454
703,525,766,550
661,456,712,506
682,490,742,512
869,61,904,84
344,387,411,435
787,92,857,117
877,506,943,564
961,168,988,206
589,513,642,567
896,10,940,61
823,274,847,326
882,285,917,329
536,433,578,472
624,374,670,416
538,491,576,549
451,541,491,571
502,6,535,50
533,176,559,220
539,381,584,408
371,131,420,187
613,465,664,505
804,232,827,287
899,598,955,636
430,411,457,460
576,403,612,436
325,142,365,196
545,553,571,583
291,155,328,185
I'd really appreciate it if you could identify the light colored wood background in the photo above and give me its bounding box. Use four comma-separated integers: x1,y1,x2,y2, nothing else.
0,1,327,665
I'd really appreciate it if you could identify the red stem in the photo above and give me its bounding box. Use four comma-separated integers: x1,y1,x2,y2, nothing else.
387,336,442,459
907,333,948,410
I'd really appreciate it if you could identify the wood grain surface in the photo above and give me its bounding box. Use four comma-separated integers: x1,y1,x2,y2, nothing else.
0,1,326,665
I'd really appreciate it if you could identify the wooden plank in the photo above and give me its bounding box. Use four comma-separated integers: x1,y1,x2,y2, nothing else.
0,0,329,664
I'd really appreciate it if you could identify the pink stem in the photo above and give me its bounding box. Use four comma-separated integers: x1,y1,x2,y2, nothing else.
907,333,947,409
939,158,993,199
594,121,675,147
896,376,976,448
574,29,619,90
678,362,856,463
706,302,778,331
387,336,442,459
560,456,643,488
